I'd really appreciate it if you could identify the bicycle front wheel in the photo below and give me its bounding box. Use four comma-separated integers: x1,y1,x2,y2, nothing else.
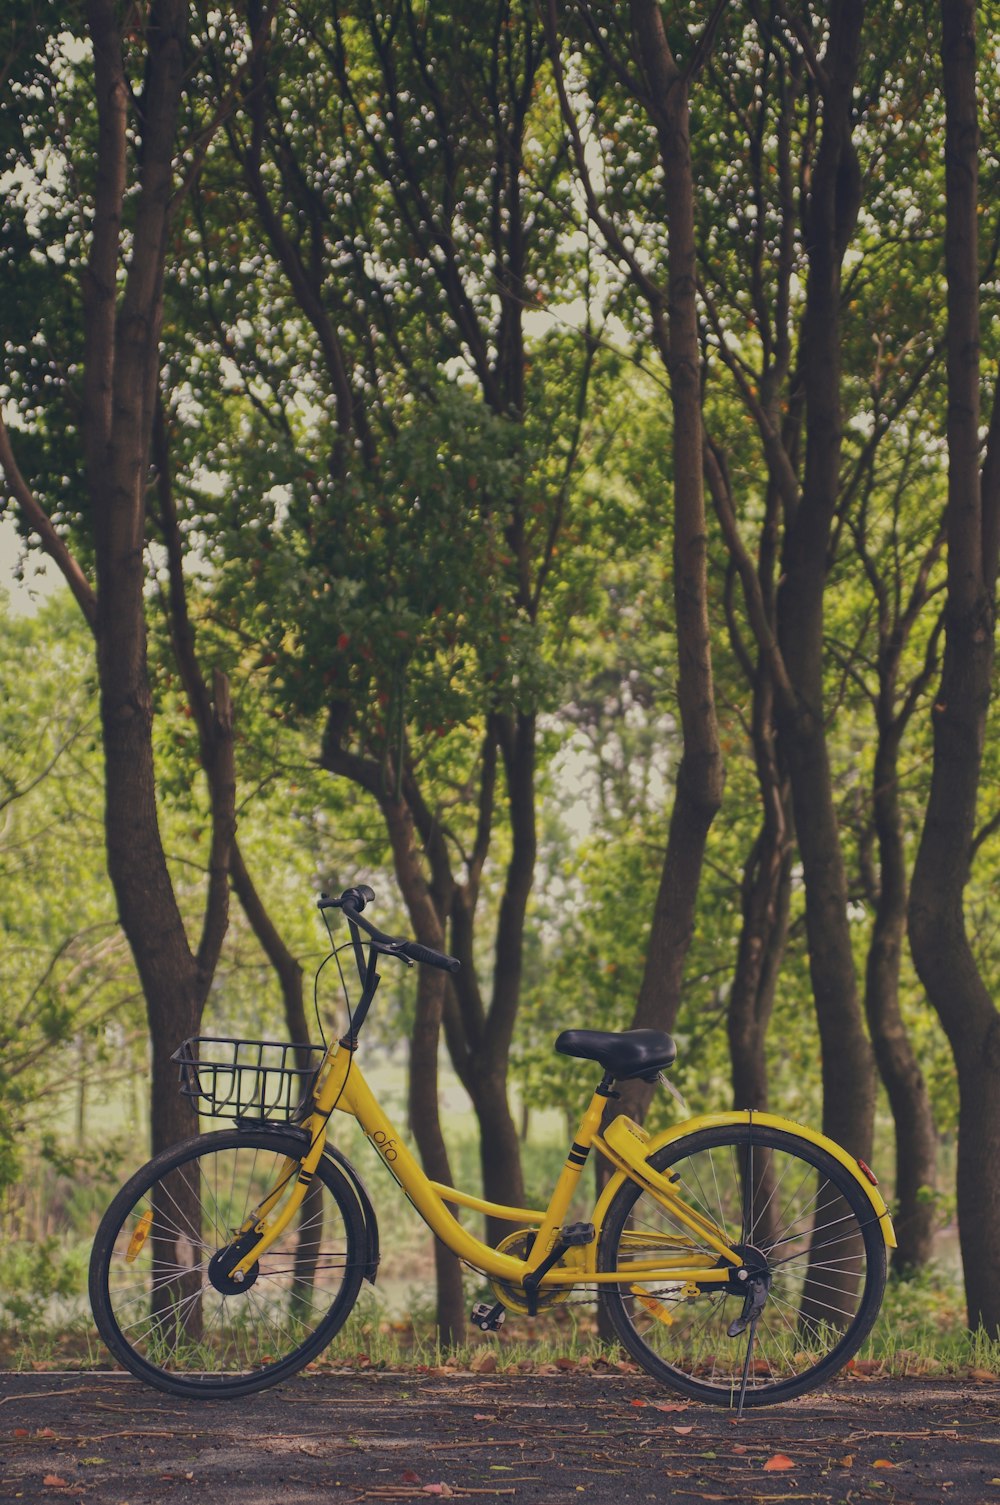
597,1123,887,1406
90,1128,366,1398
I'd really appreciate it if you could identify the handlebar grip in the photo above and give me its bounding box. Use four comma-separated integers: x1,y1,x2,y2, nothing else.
397,940,461,974
318,886,376,912
344,884,375,910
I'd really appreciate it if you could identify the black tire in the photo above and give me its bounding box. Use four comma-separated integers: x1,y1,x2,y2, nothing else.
89,1128,366,1398
597,1123,887,1406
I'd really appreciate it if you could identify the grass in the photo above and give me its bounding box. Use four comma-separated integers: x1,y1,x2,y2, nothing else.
854,1265,1000,1378
5,1266,1000,1384
313,1295,626,1376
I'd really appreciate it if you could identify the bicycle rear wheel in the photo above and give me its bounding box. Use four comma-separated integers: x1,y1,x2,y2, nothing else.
90,1128,365,1398
597,1123,886,1406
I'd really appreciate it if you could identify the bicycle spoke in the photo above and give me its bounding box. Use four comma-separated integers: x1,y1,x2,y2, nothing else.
95,1132,363,1394
600,1125,884,1405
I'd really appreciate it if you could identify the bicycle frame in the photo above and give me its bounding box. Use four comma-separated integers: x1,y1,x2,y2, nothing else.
222,1036,897,1291
225,1040,741,1289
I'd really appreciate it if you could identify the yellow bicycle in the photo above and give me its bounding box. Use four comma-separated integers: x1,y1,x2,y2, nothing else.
89,885,895,1409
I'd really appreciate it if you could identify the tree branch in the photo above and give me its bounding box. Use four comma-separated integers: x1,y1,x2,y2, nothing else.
0,413,98,630
152,398,235,988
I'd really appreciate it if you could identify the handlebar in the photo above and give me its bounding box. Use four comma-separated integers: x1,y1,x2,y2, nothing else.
318,888,461,974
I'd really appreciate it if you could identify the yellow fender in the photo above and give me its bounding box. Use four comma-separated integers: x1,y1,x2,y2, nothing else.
585,1109,897,1273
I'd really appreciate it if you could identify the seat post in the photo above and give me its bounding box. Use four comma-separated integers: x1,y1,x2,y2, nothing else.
597,1069,619,1098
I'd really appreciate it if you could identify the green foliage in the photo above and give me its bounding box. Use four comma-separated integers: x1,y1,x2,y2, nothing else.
0,1236,86,1332
4,0,998,1337
0,595,133,1186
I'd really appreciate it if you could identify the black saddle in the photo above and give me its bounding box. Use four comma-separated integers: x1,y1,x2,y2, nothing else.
555,1028,677,1082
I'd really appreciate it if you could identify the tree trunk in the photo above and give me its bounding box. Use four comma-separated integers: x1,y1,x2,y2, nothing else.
410,969,467,1346
774,0,875,1163
908,0,1000,1334
613,0,725,1132
728,667,793,1119
471,713,534,1233
865,727,937,1274
85,0,238,1160
379,789,469,1341
455,1060,525,1249
724,669,791,1251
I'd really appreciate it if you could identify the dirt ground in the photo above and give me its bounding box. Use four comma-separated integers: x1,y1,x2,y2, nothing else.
1,1370,999,1505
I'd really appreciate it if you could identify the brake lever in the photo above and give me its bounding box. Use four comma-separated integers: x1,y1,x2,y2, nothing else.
374,940,414,967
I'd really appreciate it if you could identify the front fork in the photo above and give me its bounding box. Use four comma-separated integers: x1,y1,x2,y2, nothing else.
209,1151,315,1284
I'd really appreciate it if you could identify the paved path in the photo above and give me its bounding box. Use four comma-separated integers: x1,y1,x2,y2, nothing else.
1,1371,998,1503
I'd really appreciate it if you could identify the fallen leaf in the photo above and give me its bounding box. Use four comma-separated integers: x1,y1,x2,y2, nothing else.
473,1414,494,1422
970,1368,999,1382
470,1353,497,1375
401,1470,421,1484
852,1359,881,1376
423,1486,454,1498
631,1398,647,1408
673,1425,695,1435
873,1460,895,1469
732,1443,748,1455
12,1428,27,1438
42,1477,69,1489
653,1402,689,1413
763,1453,795,1472
36,1429,58,1439
836,1454,854,1468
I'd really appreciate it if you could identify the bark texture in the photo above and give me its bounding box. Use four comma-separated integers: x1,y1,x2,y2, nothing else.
727,668,793,1127
908,0,1000,1332
85,3,236,1155
773,0,875,1161
607,0,725,1131
864,697,938,1273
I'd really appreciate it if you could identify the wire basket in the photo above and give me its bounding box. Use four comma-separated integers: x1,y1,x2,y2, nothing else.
172,1036,326,1123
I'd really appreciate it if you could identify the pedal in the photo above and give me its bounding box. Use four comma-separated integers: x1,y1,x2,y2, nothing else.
560,1222,595,1247
471,1301,506,1332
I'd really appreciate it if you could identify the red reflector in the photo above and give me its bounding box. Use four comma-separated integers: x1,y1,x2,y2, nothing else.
856,1158,879,1186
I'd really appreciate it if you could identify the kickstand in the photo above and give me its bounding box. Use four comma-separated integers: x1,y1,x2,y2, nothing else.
736,1316,759,1420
